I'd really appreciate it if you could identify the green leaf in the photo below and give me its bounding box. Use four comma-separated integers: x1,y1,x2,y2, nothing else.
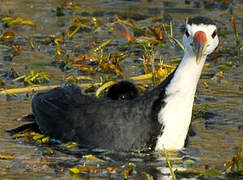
69,168,80,174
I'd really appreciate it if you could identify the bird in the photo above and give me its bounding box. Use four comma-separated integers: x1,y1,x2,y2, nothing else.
107,81,139,100
7,81,139,135
31,16,219,151
8,79,197,142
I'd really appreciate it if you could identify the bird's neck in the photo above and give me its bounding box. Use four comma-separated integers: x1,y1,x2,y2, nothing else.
155,52,207,151
167,52,206,95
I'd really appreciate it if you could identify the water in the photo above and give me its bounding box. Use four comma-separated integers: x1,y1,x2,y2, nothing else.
0,0,242,179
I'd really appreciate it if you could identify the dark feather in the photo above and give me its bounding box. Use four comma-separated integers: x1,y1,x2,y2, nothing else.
188,16,216,25
32,71,176,151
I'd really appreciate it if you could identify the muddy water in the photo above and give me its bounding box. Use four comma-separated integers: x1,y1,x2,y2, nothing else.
0,0,242,179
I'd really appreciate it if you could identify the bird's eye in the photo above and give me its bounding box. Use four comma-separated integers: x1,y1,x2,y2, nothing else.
185,29,190,37
211,30,217,39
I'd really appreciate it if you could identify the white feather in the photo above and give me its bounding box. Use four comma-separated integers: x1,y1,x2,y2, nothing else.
155,22,218,151
155,53,206,150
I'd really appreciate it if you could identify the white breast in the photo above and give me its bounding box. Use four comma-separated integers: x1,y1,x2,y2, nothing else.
155,53,206,151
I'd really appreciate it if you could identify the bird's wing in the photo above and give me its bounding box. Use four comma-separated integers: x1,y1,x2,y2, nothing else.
32,85,84,141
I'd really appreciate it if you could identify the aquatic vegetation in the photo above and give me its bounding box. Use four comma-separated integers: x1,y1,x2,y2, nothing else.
69,159,136,179
13,69,49,85
11,128,50,145
117,18,148,37
0,7,178,97
0,0,242,179
231,15,240,46
65,75,93,83
64,142,78,149
225,149,243,176
68,21,93,39
0,29,15,42
175,168,221,179
0,154,15,160
173,150,243,179
165,22,185,51
164,148,177,180
0,15,35,27
83,154,105,162
0,85,59,95
95,80,116,97
11,43,22,56
89,40,113,55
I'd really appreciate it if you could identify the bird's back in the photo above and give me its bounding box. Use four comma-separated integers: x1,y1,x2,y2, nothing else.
32,84,162,151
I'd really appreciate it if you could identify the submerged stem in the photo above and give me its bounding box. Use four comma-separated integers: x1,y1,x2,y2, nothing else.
163,147,177,180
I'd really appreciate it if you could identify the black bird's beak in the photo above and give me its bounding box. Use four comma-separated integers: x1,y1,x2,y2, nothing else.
193,31,207,64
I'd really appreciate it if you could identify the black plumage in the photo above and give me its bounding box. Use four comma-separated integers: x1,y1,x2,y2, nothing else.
188,16,215,25
107,81,139,100
32,71,176,151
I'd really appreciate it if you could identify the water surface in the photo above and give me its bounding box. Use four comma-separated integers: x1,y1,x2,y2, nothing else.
0,0,242,179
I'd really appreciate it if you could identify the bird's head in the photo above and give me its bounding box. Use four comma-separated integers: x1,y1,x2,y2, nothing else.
183,16,219,63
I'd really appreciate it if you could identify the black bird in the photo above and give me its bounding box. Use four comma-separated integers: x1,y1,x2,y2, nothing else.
7,81,139,135
31,16,219,151
107,81,139,100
